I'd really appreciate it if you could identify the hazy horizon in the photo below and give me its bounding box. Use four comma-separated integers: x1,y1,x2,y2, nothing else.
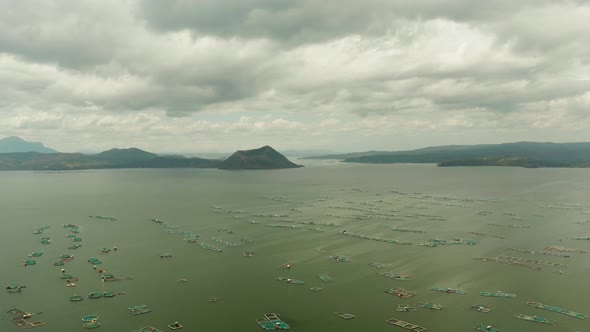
1,1,589,153
6,135,590,156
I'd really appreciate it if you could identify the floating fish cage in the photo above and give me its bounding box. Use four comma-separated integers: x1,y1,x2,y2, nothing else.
334,312,355,319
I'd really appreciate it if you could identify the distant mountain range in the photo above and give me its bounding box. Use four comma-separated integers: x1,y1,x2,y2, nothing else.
306,142,590,168
5,137,590,169
0,136,57,153
0,144,300,171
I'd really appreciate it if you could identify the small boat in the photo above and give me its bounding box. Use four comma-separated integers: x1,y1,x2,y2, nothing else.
318,274,332,282
513,314,556,325
209,297,218,303
475,324,500,331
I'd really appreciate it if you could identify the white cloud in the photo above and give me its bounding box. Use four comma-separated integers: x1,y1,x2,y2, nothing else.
0,1,589,152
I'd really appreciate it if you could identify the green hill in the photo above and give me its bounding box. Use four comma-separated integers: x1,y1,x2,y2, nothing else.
218,146,302,170
92,148,159,164
337,142,590,167
131,155,220,168
437,157,572,168
0,145,298,170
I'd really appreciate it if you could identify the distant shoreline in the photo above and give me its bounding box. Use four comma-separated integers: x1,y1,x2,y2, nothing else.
0,145,301,171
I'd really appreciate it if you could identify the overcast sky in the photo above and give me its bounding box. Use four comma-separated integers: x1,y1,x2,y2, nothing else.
1,0,589,153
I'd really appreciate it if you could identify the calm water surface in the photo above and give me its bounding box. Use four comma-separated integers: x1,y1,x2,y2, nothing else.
1,163,589,332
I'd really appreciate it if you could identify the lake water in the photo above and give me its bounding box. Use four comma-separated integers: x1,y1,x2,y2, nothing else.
1,163,589,332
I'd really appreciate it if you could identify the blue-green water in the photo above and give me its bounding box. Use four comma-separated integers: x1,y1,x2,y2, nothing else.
1,163,589,331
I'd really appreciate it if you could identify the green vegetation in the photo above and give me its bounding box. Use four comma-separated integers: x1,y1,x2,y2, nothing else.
308,142,590,168
0,145,299,170
438,157,575,168
218,145,302,170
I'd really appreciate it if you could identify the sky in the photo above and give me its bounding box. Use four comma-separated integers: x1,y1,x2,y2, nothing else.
1,0,589,153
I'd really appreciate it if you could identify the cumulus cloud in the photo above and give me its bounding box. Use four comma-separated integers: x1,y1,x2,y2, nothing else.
0,0,589,152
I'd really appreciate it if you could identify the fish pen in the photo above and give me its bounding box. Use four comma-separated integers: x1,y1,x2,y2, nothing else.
526,301,587,319
479,291,516,298
7,309,45,329
385,288,416,299
385,318,427,331
276,276,305,285
431,287,465,295
128,304,152,315
513,314,556,325
416,303,444,310
334,312,355,319
396,304,416,312
468,304,493,313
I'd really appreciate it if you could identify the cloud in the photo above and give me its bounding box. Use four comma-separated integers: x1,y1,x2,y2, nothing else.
0,0,589,151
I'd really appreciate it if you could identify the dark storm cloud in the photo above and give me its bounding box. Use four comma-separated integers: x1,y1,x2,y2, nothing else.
137,0,588,50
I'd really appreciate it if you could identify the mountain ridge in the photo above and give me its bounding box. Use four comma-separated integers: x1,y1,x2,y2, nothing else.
0,146,299,171
0,136,58,153
305,142,590,167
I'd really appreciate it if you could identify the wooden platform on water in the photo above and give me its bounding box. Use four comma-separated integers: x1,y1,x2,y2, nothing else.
386,318,427,331
385,288,415,299
416,302,444,310
128,304,152,315
133,326,163,332
7,309,45,329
